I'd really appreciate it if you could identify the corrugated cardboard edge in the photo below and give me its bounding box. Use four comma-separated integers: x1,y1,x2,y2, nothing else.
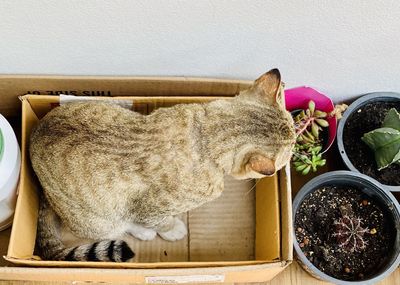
277,88,293,263
2,256,275,268
7,96,39,259
0,75,252,117
280,164,293,262
0,261,288,283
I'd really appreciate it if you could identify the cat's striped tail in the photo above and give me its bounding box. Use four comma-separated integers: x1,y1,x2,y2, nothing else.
59,240,134,262
36,195,135,262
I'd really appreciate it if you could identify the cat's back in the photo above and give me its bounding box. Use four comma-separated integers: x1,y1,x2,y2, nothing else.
29,102,145,192
30,102,148,213
32,102,136,138
31,102,138,155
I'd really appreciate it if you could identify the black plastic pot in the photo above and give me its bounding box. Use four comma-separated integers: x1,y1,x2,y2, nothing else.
337,92,400,192
293,171,400,285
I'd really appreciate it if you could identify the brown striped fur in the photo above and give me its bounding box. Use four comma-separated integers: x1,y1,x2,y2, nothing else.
30,69,296,261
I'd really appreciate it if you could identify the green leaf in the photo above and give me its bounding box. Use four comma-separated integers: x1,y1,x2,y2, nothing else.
308,100,315,115
313,146,322,153
311,154,317,163
304,130,315,142
315,118,329,127
296,164,308,172
304,157,312,164
362,127,400,170
382,108,400,131
293,161,303,167
314,110,327,118
311,122,319,138
317,159,326,166
302,165,311,175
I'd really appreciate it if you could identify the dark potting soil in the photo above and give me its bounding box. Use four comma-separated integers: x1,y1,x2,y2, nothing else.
295,186,396,281
343,101,400,186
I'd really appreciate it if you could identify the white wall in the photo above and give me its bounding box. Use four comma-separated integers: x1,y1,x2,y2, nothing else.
1,0,400,102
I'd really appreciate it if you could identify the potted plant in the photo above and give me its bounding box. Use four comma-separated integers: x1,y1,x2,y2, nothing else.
285,87,346,175
293,171,400,284
0,113,20,231
337,92,400,191
291,100,329,175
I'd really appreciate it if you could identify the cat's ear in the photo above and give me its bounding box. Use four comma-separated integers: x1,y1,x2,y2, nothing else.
247,154,276,176
254,68,283,106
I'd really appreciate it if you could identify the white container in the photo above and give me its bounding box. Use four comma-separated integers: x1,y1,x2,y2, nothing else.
0,114,20,231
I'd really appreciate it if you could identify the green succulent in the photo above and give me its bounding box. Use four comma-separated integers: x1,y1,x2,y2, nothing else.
292,100,329,175
362,108,400,170
293,145,326,175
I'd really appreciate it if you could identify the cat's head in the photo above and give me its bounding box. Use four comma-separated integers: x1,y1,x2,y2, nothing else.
229,69,296,179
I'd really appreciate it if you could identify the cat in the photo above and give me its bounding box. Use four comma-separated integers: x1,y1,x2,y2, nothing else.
30,69,296,262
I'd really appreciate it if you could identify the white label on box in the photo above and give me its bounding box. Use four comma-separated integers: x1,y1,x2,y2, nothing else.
145,274,225,284
59,94,133,109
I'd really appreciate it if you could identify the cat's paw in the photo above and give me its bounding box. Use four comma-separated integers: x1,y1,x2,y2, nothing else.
134,229,157,241
158,217,187,241
127,223,157,241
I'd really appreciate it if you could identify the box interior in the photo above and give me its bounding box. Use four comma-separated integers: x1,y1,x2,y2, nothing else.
5,94,290,269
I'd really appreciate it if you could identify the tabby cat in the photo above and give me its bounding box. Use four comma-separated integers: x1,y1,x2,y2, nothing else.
30,69,296,262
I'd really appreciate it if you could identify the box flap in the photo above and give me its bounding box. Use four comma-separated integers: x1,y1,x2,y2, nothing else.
0,262,286,283
280,164,293,262
0,75,252,117
255,175,280,261
7,97,39,259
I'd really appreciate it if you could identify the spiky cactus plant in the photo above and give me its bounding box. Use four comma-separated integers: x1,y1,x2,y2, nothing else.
333,215,369,252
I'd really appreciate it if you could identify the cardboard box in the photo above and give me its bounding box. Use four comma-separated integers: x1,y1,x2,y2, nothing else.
0,76,292,283
0,75,251,117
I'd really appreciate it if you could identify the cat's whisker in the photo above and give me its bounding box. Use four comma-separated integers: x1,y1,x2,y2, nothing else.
245,179,260,196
